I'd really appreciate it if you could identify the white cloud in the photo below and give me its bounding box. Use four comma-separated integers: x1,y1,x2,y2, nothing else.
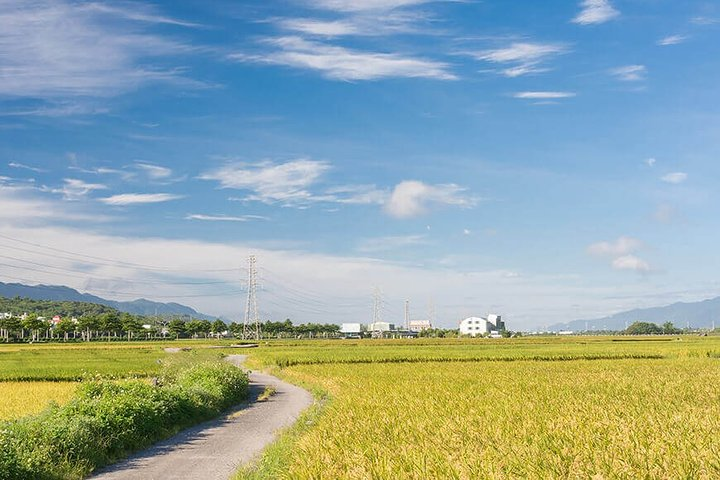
319,185,387,205
658,35,687,46
661,172,688,184
572,0,619,25
514,91,576,99
463,229,471,236
185,214,268,222
0,221,621,330
611,65,647,82
47,178,108,201
0,0,198,99
612,255,650,273
645,158,656,167
471,42,567,77
100,193,184,205
275,11,423,37
357,234,427,252
200,159,329,205
304,0,434,12
134,162,173,179
0,185,106,224
230,36,456,81
587,236,642,257
8,162,46,173
384,180,476,218
690,17,719,26
588,236,652,274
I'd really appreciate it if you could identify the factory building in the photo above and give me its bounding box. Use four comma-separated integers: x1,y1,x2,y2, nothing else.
459,314,504,337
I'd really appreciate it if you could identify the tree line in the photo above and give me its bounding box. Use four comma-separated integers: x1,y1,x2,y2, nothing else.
0,296,342,342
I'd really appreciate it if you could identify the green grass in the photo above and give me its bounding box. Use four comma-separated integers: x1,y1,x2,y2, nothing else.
0,360,249,480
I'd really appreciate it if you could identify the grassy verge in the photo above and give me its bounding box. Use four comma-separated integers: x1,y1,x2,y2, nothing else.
0,360,249,480
233,368,329,480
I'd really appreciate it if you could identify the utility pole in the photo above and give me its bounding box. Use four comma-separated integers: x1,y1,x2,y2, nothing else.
404,300,410,330
243,255,260,341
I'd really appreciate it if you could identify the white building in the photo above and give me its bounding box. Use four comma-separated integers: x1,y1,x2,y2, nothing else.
368,321,394,332
408,320,432,332
459,314,504,337
340,323,362,335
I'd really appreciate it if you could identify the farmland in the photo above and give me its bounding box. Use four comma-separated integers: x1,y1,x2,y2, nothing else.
239,336,720,479
2,337,720,479
0,341,249,479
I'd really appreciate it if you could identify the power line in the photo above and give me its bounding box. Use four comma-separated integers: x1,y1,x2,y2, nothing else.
0,233,239,273
0,254,234,286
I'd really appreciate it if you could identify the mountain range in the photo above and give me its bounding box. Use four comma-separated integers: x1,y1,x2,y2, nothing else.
548,296,720,332
0,282,216,320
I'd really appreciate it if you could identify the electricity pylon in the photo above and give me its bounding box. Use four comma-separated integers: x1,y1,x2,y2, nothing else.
243,255,260,340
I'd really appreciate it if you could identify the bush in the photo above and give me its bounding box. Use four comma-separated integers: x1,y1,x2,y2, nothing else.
0,361,249,479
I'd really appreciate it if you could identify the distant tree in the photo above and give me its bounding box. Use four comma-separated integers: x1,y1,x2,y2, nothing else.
168,319,186,339
22,314,44,342
185,319,204,338
662,321,681,335
121,313,144,340
55,318,75,341
625,321,663,335
99,312,122,340
228,322,243,338
199,320,212,338
211,319,227,339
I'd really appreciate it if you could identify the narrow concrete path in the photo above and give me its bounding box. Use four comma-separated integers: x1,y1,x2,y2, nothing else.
90,355,313,480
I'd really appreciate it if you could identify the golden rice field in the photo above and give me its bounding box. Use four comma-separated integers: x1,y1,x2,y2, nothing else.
241,337,720,479
0,381,77,420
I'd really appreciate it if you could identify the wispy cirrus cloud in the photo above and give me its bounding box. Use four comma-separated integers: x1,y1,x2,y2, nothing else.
661,172,688,184
229,36,456,81
384,180,477,218
470,42,568,77
100,193,184,205
658,35,688,46
42,178,108,201
8,162,47,173
0,0,200,100
134,162,173,180
274,10,426,37
572,0,619,25
303,0,436,12
513,91,576,99
610,65,646,81
200,158,330,205
185,214,268,222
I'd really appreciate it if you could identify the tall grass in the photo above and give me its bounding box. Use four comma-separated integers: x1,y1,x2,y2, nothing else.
0,360,249,480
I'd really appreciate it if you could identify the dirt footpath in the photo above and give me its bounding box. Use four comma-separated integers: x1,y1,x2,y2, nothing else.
90,355,313,480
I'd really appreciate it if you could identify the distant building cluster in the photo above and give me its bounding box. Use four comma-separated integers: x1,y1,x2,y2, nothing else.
339,313,505,338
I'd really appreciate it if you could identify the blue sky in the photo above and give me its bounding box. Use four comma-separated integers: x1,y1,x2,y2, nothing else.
1,0,719,330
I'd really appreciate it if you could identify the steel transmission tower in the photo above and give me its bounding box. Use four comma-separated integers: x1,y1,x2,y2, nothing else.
243,255,260,340
372,287,382,325
428,299,435,328
404,300,410,330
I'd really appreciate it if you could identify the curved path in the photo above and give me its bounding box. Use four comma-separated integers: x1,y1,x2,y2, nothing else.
91,355,313,480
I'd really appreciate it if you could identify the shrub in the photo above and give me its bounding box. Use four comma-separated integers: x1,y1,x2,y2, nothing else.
0,361,248,479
